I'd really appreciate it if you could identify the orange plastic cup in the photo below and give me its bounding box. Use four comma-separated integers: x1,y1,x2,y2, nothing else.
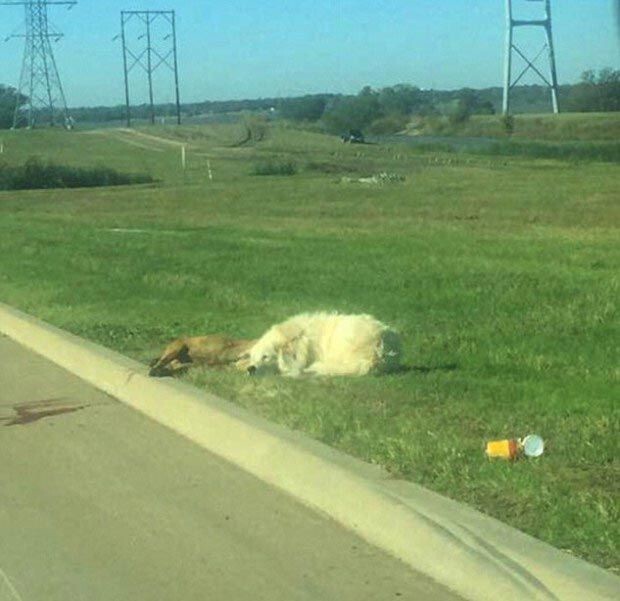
485,439,519,460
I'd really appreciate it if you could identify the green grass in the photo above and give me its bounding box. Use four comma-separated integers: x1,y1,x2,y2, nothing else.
251,159,298,176
0,122,618,571
482,139,620,163
422,111,620,141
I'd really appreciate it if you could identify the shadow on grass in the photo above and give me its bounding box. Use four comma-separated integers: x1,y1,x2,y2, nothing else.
389,363,458,376
149,363,459,378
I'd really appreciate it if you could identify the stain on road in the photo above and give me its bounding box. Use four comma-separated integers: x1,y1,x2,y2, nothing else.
1,398,86,427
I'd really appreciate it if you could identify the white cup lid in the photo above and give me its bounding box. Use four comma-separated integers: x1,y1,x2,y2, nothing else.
522,434,544,457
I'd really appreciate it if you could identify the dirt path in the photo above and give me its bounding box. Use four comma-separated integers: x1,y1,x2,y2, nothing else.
117,128,187,148
81,128,186,152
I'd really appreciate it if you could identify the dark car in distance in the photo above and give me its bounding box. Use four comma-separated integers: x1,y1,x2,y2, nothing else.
340,129,365,143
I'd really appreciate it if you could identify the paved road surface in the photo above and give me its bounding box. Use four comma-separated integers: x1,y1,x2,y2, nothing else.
0,335,462,601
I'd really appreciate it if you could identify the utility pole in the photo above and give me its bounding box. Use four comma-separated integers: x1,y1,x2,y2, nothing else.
117,10,181,127
503,0,560,115
1,0,77,128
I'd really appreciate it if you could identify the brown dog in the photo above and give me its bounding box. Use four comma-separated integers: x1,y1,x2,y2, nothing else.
149,335,256,377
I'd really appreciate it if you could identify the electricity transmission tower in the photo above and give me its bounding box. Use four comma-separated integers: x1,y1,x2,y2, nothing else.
1,0,76,128
503,0,560,114
117,10,181,127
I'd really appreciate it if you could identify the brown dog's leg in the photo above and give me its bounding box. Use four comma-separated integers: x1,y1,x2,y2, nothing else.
149,340,192,377
164,358,193,376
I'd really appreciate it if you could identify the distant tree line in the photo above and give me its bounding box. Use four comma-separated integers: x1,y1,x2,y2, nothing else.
282,69,619,134
278,84,499,134
68,97,284,124
2,68,618,130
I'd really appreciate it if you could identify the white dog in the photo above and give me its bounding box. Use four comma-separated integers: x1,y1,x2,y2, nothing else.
245,312,401,377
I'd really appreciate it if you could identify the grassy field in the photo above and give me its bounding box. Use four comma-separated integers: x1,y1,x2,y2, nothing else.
0,122,618,570
415,111,620,141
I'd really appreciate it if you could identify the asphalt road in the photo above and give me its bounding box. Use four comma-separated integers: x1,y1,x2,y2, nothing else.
0,335,462,601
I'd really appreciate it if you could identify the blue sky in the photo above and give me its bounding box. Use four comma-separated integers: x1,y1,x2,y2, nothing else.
1,1,618,107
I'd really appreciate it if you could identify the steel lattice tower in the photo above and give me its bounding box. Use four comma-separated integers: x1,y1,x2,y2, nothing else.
503,0,560,114
1,1,76,128
117,10,181,127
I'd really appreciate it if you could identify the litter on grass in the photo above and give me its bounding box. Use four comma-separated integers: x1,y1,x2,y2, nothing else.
485,434,544,460
340,172,406,185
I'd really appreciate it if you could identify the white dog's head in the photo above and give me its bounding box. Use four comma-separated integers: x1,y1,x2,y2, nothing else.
244,330,308,376
244,330,285,374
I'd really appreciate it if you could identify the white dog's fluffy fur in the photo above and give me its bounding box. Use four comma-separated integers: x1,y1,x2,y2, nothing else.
246,312,401,377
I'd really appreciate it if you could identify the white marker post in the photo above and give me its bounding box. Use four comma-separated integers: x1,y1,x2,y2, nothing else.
181,144,186,171
207,158,213,181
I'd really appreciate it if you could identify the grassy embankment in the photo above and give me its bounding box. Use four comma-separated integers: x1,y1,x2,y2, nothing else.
410,111,620,162
0,120,618,570
414,110,620,140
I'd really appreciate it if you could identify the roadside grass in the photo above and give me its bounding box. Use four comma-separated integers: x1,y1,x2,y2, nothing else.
0,123,618,570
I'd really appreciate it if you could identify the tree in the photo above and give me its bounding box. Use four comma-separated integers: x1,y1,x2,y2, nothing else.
242,113,269,142
568,69,620,112
321,87,383,133
378,84,428,116
448,99,472,126
0,85,27,129
455,88,495,115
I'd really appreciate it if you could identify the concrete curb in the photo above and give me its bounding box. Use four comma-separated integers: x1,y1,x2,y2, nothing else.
1,302,618,601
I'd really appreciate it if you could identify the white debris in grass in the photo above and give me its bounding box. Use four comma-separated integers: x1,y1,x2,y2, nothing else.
340,172,405,185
